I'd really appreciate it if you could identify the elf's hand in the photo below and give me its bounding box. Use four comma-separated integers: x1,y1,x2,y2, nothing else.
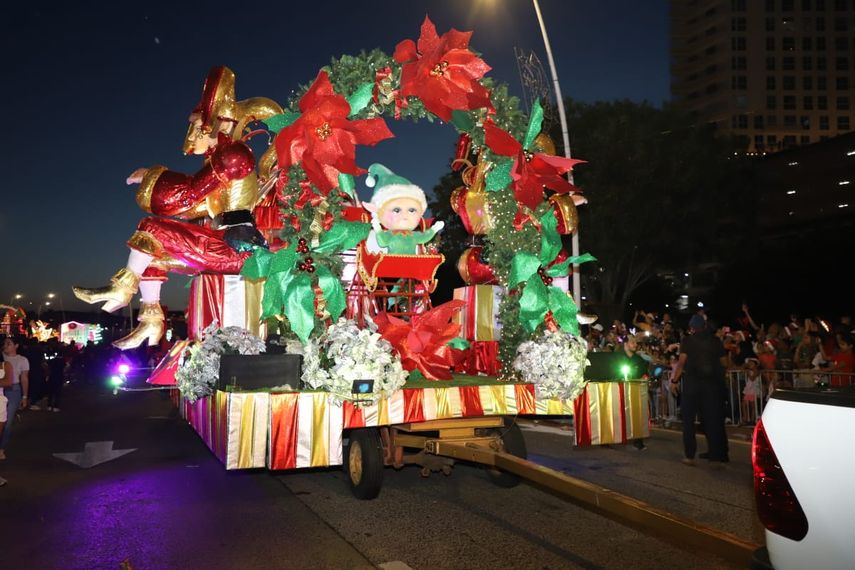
432,220,445,232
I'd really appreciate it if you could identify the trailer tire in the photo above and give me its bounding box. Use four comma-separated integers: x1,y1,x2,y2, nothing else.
485,420,527,488
344,428,385,500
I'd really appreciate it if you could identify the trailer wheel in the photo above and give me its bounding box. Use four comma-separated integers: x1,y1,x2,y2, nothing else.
485,421,527,488
344,428,384,500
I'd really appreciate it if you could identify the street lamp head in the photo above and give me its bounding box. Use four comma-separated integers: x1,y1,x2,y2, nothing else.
47,293,56,299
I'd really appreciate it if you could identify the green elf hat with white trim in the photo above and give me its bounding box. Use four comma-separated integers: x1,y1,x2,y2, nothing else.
365,163,427,213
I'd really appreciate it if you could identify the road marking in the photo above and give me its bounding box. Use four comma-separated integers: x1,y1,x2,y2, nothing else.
53,441,137,468
378,563,415,570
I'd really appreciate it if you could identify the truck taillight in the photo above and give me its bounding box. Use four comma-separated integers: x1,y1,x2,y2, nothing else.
752,419,809,541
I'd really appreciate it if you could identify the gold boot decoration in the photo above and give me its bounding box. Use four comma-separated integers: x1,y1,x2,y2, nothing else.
112,302,165,350
72,268,141,313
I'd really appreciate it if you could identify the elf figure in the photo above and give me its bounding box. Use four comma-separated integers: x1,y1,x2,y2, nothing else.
363,163,444,255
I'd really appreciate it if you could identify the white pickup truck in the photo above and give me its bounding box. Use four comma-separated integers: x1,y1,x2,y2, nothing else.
751,387,855,570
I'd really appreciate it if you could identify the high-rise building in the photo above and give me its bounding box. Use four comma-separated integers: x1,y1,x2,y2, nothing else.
671,0,855,154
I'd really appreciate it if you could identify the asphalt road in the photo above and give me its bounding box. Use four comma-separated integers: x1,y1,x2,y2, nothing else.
1,382,759,569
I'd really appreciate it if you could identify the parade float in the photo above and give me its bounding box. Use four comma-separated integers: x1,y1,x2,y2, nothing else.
75,17,648,498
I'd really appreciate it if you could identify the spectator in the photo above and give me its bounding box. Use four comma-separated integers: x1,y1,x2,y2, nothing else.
0,359,11,485
826,333,855,388
669,314,729,467
2,336,30,459
741,358,762,425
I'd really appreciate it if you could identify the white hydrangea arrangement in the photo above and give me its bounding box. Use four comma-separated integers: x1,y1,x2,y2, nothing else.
302,318,408,403
513,330,590,400
175,322,266,403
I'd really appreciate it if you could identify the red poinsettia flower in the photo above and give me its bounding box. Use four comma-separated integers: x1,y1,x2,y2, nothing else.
393,16,493,122
374,301,468,380
483,120,584,211
274,71,394,194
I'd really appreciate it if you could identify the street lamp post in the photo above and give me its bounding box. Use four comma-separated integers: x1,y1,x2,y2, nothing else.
531,0,582,309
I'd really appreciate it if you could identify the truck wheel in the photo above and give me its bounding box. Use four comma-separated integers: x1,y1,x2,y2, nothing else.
485,420,528,488
344,428,384,500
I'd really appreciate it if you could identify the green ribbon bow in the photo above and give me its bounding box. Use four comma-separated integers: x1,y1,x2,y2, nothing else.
241,220,370,343
507,209,596,335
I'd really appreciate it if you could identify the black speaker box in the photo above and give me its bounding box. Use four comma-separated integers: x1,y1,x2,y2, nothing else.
217,353,302,391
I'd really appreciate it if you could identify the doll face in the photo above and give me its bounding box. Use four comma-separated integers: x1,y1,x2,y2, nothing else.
378,198,424,231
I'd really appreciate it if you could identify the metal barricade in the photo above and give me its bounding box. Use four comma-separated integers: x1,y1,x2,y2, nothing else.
648,366,853,428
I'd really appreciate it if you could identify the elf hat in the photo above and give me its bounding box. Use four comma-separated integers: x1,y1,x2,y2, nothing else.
365,163,427,213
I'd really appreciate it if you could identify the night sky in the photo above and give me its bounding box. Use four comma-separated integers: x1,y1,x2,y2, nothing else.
3,1,669,314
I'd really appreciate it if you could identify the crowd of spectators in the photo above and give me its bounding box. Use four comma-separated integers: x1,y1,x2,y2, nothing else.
582,304,855,426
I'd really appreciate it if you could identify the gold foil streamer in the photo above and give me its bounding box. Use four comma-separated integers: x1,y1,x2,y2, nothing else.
310,393,329,468
238,394,256,468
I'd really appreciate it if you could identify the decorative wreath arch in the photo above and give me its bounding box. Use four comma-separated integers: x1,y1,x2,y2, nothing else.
241,17,593,372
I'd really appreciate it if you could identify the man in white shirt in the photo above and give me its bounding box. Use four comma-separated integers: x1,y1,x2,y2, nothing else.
2,337,30,460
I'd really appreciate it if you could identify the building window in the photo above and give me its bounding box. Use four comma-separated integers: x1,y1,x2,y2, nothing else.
766,0,776,10
835,37,849,50
732,18,746,32
803,37,813,50
784,135,797,147
783,56,796,70
733,36,747,51
732,76,748,90
803,56,813,70
817,56,827,70
767,76,777,89
802,0,812,8
768,95,778,109
834,0,847,9
804,95,814,109
705,83,719,94
838,116,851,130
816,36,826,51
837,96,851,110
731,56,746,70
783,37,796,51
837,76,850,89
784,95,797,109
820,115,830,129
818,95,828,109
705,64,718,75
738,115,749,129
767,37,776,51
768,115,779,127
754,115,766,129
818,76,827,90
782,0,794,8
766,17,776,31
817,17,826,32
732,0,747,10
816,0,825,9
834,17,848,32
801,116,811,129
766,56,776,70
767,135,778,145
801,135,811,144
783,76,797,89
705,45,717,55
836,57,848,71
803,76,814,89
